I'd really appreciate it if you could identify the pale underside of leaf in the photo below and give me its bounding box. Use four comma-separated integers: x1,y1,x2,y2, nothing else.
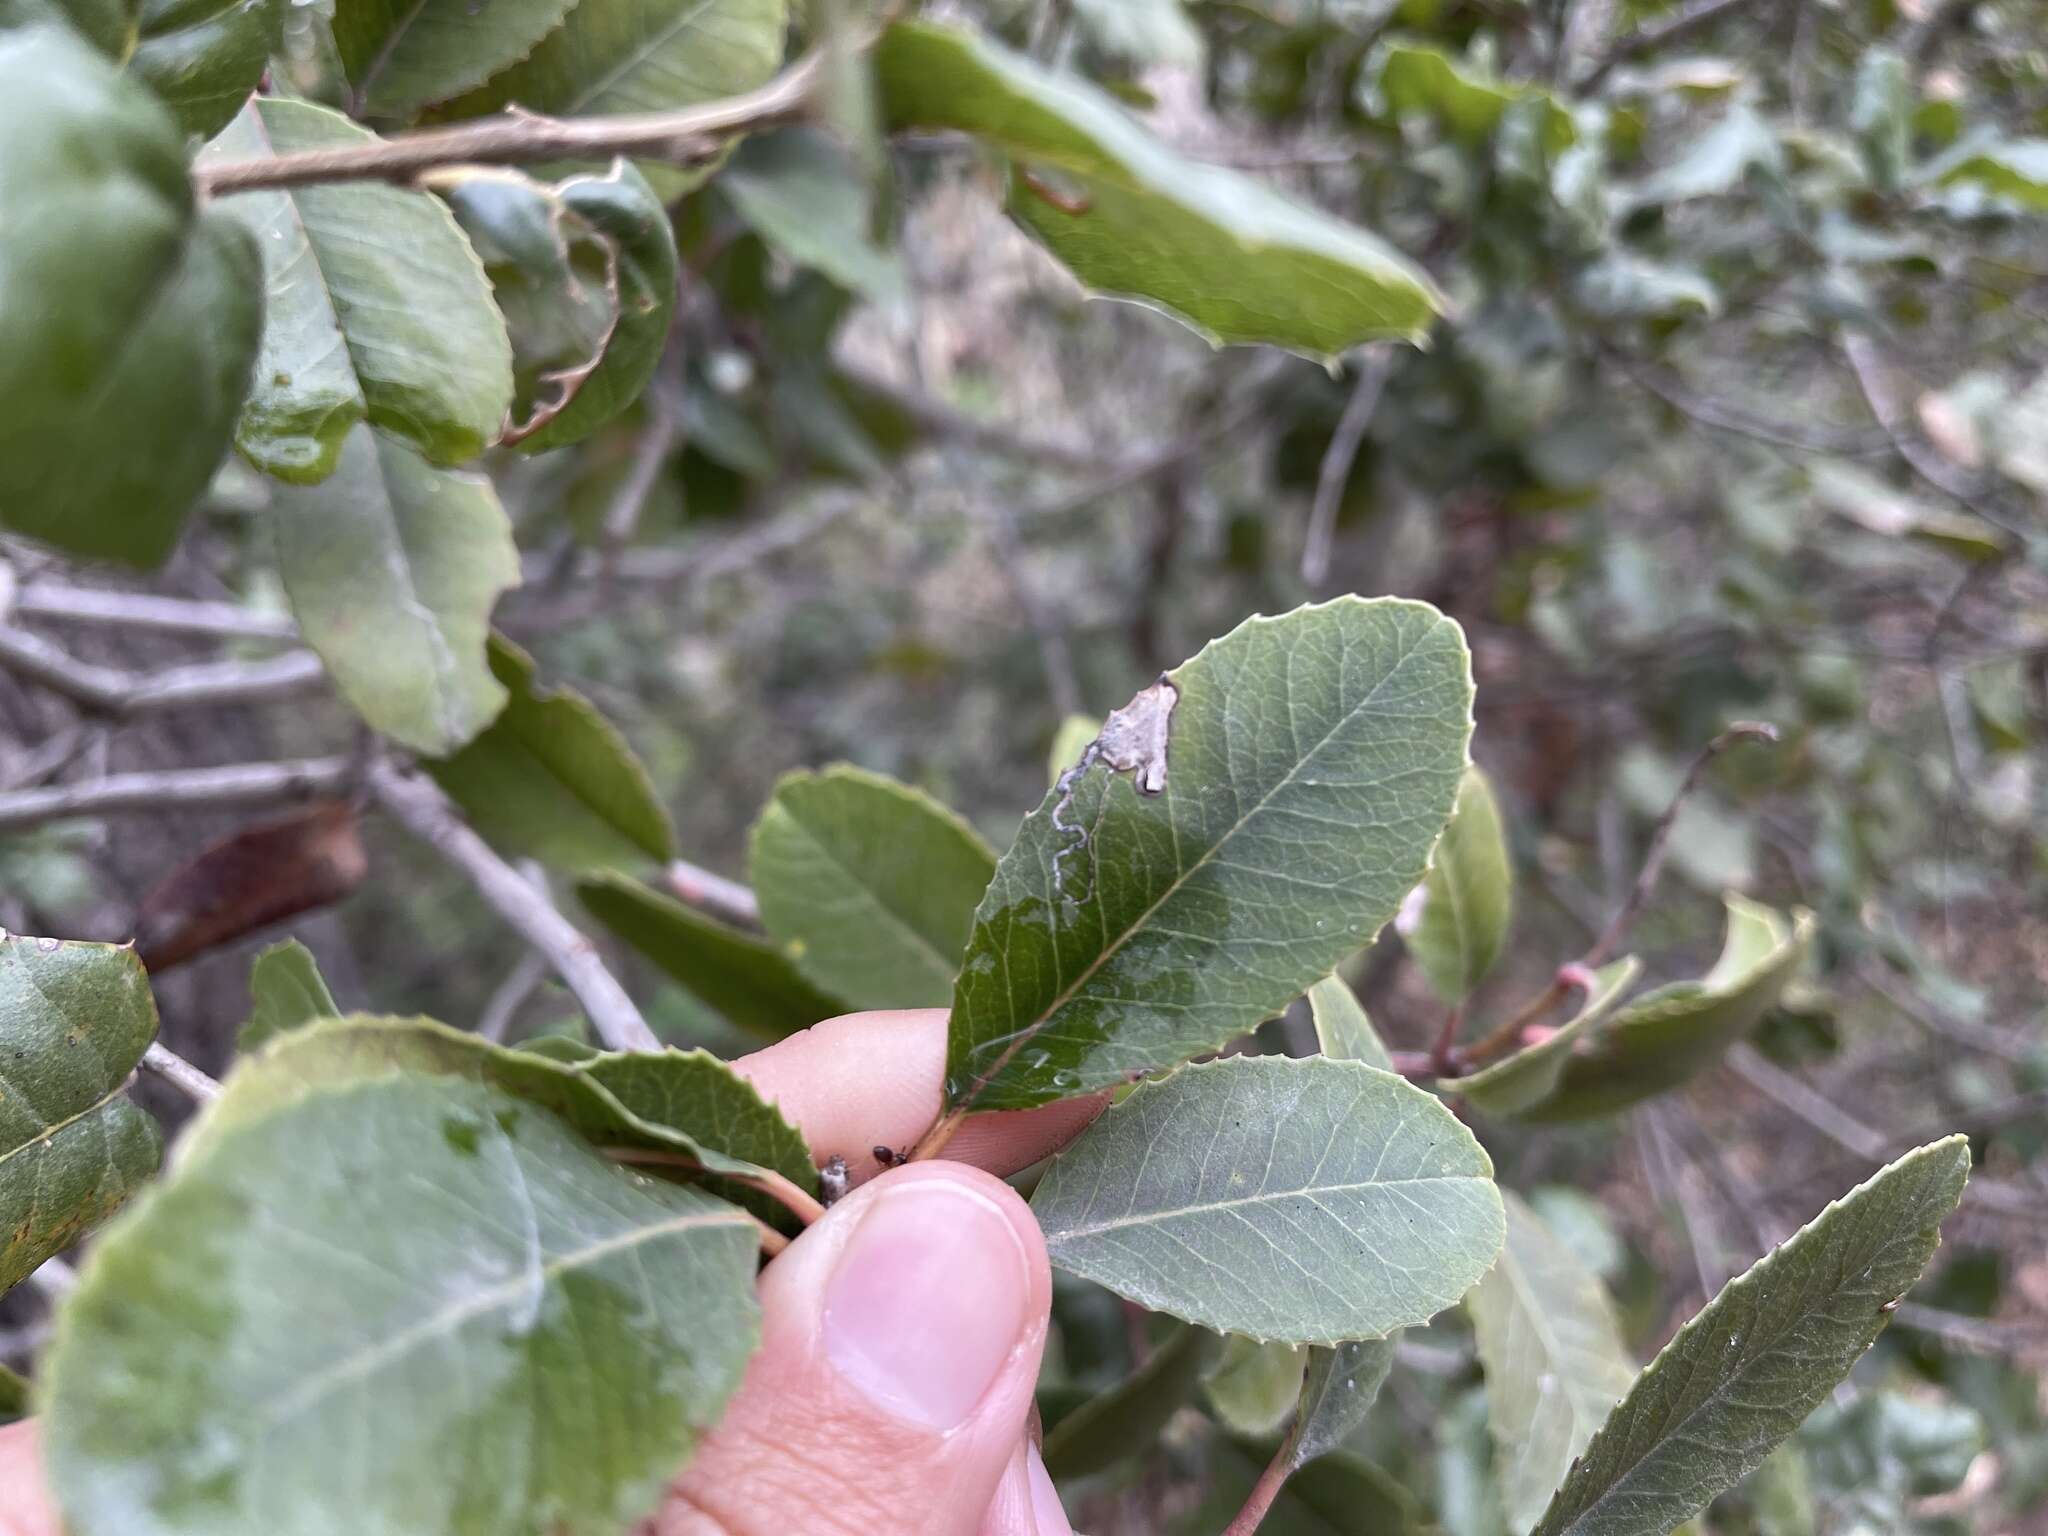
1453,957,1642,1118
1031,1055,1504,1345
1469,1191,1638,1532
45,1073,761,1536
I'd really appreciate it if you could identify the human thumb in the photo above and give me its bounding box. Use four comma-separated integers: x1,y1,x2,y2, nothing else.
654,1161,1066,1536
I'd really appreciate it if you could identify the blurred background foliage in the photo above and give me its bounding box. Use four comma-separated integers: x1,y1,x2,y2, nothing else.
4,0,2047,1529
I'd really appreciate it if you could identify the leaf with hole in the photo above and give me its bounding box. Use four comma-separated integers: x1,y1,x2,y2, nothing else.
43,1072,761,1536
1399,764,1513,1005
1529,1136,1971,1536
1031,1056,1503,1345
238,939,339,1054
427,634,676,874
581,872,848,1040
270,423,519,755
0,936,161,1296
436,161,680,453
751,766,995,1011
0,25,260,569
1469,1190,1638,1532
199,97,515,481
1524,897,1812,1122
1452,958,1641,1119
945,596,1472,1113
875,20,1443,356
1306,973,1393,1072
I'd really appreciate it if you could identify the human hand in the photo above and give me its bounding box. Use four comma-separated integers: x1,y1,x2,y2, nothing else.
0,1008,1105,1536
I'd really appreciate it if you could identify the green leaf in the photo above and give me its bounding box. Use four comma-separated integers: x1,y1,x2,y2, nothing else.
1032,1056,1503,1345
0,936,162,1295
1307,973,1393,1074
947,596,1472,1112
580,872,848,1040
1290,973,1399,1466
1625,103,1782,208
437,161,680,454
1849,48,1912,189
1525,897,1814,1122
200,97,515,479
445,0,786,137
1528,1137,1972,1536
1204,1335,1306,1440
0,25,260,569
1470,1190,1638,1532
427,634,676,873
271,423,519,755
1377,43,1573,154
1452,958,1642,1118
721,128,907,305
1043,1324,1222,1480
751,766,995,1010
187,1014,815,1208
44,1073,761,1536
0,1362,27,1422
1926,135,2048,209
1400,764,1513,1004
875,20,1444,356
0,0,136,58
334,0,576,119
129,0,280,136
1288,1336,1396,1467
238,939,339,1054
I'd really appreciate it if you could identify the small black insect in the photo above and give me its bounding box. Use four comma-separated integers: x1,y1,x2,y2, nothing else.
872,1144,907,1169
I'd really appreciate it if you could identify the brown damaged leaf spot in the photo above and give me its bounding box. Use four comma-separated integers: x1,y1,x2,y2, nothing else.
133,801,369,972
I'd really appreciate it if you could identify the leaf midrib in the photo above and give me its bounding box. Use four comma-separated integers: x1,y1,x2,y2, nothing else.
960,617,1437,1107
1047,1170,1490,1242
256,1203,749,1430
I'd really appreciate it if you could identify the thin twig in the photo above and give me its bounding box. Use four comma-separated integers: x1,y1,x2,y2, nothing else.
0,625,323,714
667,859,762,929
1578,0,1763,87
11,581,299,641
1221,1440,1296,1536
601,406,681,575
604,1147,827,1227
142,1041,223,1102
198,53,824,195
368,761,658,1052
0,756,354,830
1612,353,1884,455
1302,346,1393,588
1636,1110,1722,1302
1842,331,2020,535
477,950,551,1044
1461,723,1779,1070
1725,1045,1886,1159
